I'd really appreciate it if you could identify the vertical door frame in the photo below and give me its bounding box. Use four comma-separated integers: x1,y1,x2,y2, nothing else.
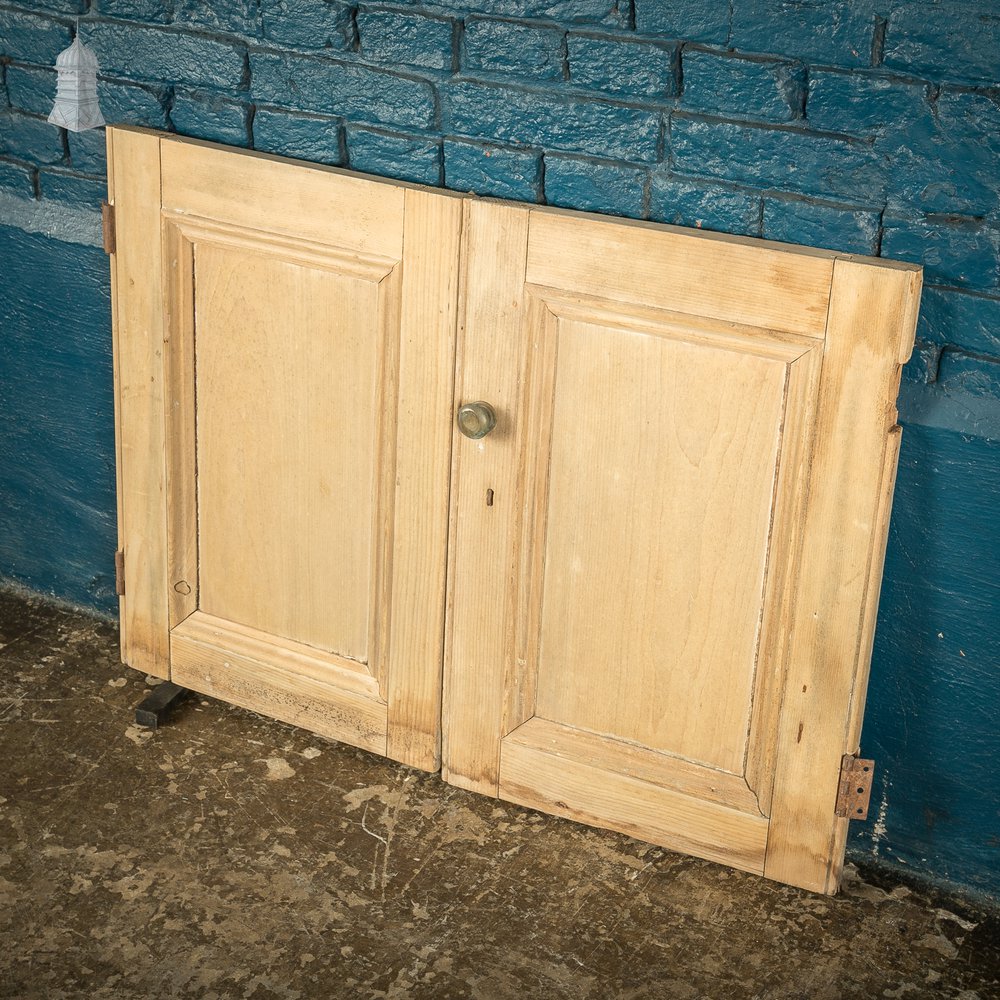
108,127,170,679
764,258,921,892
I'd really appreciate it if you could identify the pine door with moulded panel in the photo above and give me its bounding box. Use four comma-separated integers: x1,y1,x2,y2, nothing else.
107,127,462,771
443,200,921,893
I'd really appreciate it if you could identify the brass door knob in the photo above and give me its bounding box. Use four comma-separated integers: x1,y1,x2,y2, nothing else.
457,401,497,439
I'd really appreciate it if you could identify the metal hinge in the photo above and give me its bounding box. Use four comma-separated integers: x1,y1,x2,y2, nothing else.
114,549,125,597
101,201,116,255
836,754,874,820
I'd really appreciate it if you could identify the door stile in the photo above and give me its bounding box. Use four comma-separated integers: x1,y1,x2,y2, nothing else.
442,199,531,795
826,422,904,875
764,260,922,893
385,189,464,771
107,128,126,649
108,128,170,678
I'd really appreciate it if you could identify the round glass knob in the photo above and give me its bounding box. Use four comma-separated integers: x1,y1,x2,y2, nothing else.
457,401,497,439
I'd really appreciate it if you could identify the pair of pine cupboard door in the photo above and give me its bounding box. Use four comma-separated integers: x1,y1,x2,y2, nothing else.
108,128,921,894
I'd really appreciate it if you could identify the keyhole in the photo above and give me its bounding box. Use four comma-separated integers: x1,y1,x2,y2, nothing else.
486,488,494,507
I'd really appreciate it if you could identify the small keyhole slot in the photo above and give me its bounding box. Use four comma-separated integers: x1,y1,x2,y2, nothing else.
486,488,494,507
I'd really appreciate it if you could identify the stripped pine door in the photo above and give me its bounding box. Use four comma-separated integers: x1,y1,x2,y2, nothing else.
443,200,921,893
107,128,462,770
110,129,921,892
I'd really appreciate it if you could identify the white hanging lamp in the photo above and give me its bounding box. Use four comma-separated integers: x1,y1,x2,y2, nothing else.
48,32,105,132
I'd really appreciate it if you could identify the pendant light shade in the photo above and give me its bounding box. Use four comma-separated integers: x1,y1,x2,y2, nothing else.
48,36,105,132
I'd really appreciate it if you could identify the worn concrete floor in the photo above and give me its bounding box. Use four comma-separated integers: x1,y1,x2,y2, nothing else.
1,588,997,1000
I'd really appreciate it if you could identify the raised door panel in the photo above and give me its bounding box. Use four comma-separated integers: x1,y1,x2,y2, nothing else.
194,242,385,662
532,311,789,774
444,201,921,892
108,129,462,770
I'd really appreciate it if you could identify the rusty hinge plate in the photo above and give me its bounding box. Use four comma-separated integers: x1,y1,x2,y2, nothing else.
836,755,874,820
101,201,116,255
114,549,125,597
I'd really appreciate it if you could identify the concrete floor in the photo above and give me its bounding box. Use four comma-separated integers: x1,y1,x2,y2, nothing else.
0,587,997,1000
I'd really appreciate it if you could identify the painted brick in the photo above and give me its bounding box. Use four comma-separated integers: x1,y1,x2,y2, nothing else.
873,422,1000,648
39,169,106,207
0,225,117,608
443,138,540,201
730,0,878,67
671,116,883,202
870,89,1000,218
441,80,661,162
543,156,645,217
174,0,263,38
93,0,170,23
863,422,1000,894
252,107,343,165
901,340,942,385
171,90,250,147
806,71,931,134
346,126,441,185
882,217,1000,291
634,1,729,44
567,32,678,100
66,129,107,173
5,66,59,117
898,375,1000,442
917,287,1000,359
0,112,65,167
912,90,999,216
879,113,947,218
0,159,35,198
251,51,436,129
883,2,1000,83
260,0,354,51
463,18,563,81
7,65,169,128
20,0,85,12
446,0,621,24
762,197,879,254
683,50,805,123
358,8,454,72
88,23,246,90
0,10,73,63
648,174,760,236
937,350,1000,400
97,79,170,128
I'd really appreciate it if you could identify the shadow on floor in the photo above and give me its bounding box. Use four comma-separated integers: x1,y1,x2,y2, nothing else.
1,587,997,999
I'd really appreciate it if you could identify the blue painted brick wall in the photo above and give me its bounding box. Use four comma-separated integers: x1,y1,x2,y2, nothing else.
261,0,353,51
0,225,117,608
566,32,678,101
681,50,806,123
357,8,454,71
464,17,564,82
1,0,999,902
444,136,540,200
252,106,344,164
